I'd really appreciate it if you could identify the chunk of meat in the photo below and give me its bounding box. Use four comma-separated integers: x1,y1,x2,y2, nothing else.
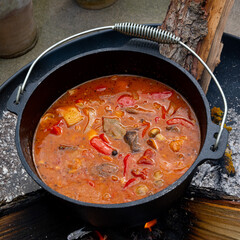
166,126,180,132
125,107,153,114
124,130,141,152
96,163,119,177
56,107,83,127
103,117,126,139
58,145,78,151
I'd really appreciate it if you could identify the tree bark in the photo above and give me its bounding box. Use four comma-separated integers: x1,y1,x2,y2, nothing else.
159,0,234,93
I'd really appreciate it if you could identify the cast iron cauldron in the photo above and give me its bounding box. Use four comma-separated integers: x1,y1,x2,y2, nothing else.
7,44,228,227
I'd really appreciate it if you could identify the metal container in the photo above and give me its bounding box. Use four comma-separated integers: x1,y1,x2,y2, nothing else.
0,0,37,58
7,44,228,226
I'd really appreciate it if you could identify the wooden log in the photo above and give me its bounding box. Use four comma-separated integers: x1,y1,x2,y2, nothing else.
1,190,240,239
158,0,208,78
159,0,235,93
198,0,235,92
183,198,240,240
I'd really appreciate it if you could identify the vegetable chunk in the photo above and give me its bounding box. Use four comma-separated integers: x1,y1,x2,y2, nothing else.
169,139,184,152
56,107,83,126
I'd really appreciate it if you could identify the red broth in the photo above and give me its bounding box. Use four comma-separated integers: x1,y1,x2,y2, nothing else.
33,75,200,204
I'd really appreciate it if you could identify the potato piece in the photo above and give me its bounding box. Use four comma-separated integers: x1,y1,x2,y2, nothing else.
115,111,124,117
155,133,166,141
169,139,184,152
56,107,83,126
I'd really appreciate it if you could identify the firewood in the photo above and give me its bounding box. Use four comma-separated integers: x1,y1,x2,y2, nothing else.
159,0,235,93
198,0,235,92
183,198,240,240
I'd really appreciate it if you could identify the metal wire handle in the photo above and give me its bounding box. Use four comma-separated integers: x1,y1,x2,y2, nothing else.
15,22,227,150
114,22,180,44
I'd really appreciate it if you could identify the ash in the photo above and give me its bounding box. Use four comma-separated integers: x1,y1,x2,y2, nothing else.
191,107,240,197
0,111,39,203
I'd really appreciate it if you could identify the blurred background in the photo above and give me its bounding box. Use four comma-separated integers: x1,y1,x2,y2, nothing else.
0,0,239,86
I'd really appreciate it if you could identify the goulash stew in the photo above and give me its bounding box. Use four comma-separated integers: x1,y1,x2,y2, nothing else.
33,75,201,204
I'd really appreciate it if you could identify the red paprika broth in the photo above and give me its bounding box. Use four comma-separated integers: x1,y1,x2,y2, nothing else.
33,75,200,204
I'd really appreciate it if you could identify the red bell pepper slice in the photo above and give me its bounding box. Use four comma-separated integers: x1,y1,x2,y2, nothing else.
137,158,154,165
144,149,156,159
166,118,194,127
162,106,167,119
155,117,160,123
124,178,136,188
50,126,62,135
123,153,131,177
149,91,172,100
49,119,64,135
75,99,83,103
142,120,150,137
90,136,113,155
99,133,110,144
88,180,95,187
131,169,148,180
137,149,156,165
117,94,136,107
